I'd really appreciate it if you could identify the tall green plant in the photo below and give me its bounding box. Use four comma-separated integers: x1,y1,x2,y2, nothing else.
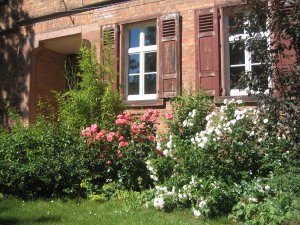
57,47,124,130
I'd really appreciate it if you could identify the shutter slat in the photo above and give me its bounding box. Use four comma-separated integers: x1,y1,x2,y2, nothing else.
162,18,176,38
199,13,214,33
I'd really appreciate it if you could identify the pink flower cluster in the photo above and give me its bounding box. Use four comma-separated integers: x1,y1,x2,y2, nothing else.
166,112,174,120
82,109,161,165
115,113,131,125
141,109,160,123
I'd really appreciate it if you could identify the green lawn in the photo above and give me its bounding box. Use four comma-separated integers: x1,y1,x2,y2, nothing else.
0,197,235,225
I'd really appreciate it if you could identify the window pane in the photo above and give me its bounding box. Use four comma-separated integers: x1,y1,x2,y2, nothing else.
145,52,156,73
229,13,244,35
145,26,156,46
251,39,268,63
230,66,246,89
129,28,140,48
128,75,139,95
144,74,156,94
129,54,140,74
230,42,245,65
252,65,268,90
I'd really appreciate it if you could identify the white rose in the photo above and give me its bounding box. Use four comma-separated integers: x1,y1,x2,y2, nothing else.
199,200,207,208
193,209,201,217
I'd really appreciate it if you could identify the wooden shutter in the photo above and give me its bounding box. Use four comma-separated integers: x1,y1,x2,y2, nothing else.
277,2,296,69
100,24,119,89
158,13,181,98
195,7,220,96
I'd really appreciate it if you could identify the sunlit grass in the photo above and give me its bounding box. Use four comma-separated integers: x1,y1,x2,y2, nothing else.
0,197,235,225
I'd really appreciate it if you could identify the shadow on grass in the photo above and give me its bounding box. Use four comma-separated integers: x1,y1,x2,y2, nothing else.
0,216,61,225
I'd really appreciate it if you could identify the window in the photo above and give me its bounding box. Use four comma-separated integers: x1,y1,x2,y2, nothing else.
126,23,157,101
225,12,269,96
101,13,181,104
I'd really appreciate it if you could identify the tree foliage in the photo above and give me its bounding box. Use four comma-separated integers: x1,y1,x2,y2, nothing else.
234,0,300,151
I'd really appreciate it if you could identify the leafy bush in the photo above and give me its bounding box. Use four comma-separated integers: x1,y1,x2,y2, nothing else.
146,97,294,222
81,109,161,192
0,47,125,199
0,114,88,198
166,90,214,138
57,47,124,130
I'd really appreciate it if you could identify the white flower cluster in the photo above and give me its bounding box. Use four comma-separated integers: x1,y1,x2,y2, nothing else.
153,185,176,210
161,136,174,158
153,197,164,210
191,99,258,149
146,160,158,181
182,109,197,127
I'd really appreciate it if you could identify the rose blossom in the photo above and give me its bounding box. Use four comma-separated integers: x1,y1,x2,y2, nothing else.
118,136,125,141
119,141,129,147
90,124,98,133
166,112,174,120
149,116,157,123
107,136,114,142
117,114,124,119
105,161,113,165
148,135,155,141
124,113,131,120
95,132,104,141
115,119,127,125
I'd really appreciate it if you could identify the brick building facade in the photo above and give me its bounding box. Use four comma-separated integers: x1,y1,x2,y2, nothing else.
1,0,257,128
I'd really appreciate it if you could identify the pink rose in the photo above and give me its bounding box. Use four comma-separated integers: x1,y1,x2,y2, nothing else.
82,127,92,137
117,114,124,119
107,136,113,142
148,135,155,141
105,160,113,165
142,112,150,121
149,116,157,123
118,153,124,158
124,113,131,120
119,141,129,147
115,119,127,124
95,132,104,141
119,136,124,141
108,132,115,137
166,112,174,120
147,109,154,114
90,124,98,133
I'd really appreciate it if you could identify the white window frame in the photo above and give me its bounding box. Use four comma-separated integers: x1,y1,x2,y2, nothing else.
225,12,270,96
125,22,157,101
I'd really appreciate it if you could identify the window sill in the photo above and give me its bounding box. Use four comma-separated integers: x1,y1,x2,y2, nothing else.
125,99,164,108
216,96,258,106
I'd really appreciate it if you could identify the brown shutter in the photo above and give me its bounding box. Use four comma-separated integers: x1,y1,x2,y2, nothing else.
100,24,119,89
276,3,296,69
158,13,181,98
195,7,220,96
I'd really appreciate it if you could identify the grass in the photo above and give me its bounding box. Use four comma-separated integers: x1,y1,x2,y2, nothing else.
0,197,235,225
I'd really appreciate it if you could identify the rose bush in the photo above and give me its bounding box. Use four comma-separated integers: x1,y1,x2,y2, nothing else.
81,109,162,192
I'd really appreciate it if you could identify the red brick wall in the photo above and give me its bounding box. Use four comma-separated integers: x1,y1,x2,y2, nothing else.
0,0,245,127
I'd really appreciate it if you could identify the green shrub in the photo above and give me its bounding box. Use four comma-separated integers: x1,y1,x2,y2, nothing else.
147,98,293,221
166,90,214,138
0,46,125,199
57,47,124,130
81,109,160,192
0,115,88,198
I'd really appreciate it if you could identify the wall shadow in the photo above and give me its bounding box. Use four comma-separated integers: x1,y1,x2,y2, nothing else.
0,0,34,126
